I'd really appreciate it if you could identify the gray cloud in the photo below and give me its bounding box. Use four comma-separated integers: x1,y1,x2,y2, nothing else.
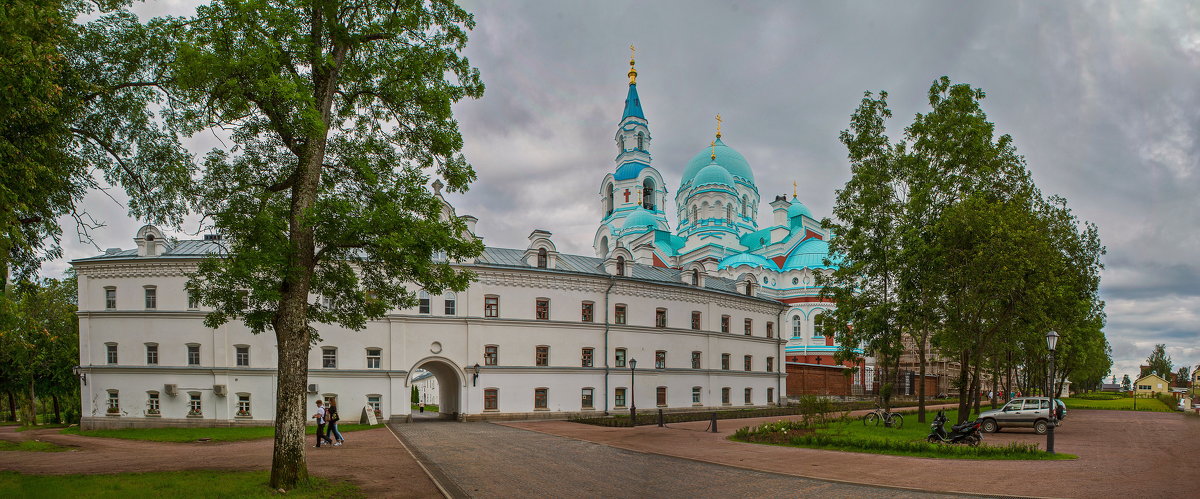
48,0,1200,382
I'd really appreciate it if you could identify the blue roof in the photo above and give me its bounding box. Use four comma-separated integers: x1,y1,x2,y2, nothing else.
681,138,754,187
614,161,650,181
693,162,735,188
782,237,838,270
621,207,660,232
718,252,777,270
622,84,644,120
788,201,813,221
739,227,774,250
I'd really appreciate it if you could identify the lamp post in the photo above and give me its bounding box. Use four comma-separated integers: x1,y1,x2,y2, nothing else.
629,358,637,424
1046,330,1059,454
472,363,480,387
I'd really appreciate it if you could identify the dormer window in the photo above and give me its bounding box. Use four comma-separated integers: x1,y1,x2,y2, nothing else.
615,256,625,276
691,269,699,286
637,132,644,150
144,234,156,256
619,136,624,152
537,248,548,268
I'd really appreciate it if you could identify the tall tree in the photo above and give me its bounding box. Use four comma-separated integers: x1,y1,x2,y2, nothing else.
167,0,485,489
0,277,78,424
1144,344,1172,380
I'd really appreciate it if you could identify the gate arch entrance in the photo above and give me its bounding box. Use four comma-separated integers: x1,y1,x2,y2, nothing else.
407,356,465,421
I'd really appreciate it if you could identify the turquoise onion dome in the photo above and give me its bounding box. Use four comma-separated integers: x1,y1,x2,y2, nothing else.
681,138,754,186
787,201,813,220
782,237,837,270
693,162,736,188
718,252,776,270
621,207,659,232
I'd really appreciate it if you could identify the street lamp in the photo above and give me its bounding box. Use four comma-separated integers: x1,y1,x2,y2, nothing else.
1046,330,1059,454
472,363,480,387
629,358,637,424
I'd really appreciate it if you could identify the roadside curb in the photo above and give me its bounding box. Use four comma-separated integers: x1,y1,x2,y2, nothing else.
386,423,466,499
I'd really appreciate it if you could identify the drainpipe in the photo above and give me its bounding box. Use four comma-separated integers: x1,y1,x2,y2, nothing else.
603,276,615,415
777,306,786,405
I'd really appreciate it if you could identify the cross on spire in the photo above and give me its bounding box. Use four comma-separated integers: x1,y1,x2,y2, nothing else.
715,113,723,139
628,44,637,84
793,181,798,199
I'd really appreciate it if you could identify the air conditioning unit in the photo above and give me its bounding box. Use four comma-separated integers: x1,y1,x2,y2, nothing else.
164,384,178,397
213,384,227,397
307,383,319,394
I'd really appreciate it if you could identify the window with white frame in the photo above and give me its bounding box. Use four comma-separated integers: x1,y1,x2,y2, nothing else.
615,348,626,368
535,298,550,320
144,286,157,310
744,318,752,335
767,387,774,404
581,388,594,409
535,346,549,367
104,287,117,310
187,344,200,366
188,392,202,416
692,386,701,405
767,356,775,372
793,316,802,338
187,290,200,310
691,351,701,369
235,345,249,367
107,390,119,413
655,308,667,328
444,292,456,315
368,395,382,416
236,394,251,417
615,304,627,324
655,350,666,369
614,387,627,407
418,291,430,314
105,343,118,365
322,347,337,368
146,343,158,365
581,347,594,367
366,348,381,369
721,315,730,333
484,345,498,366
146,391,160,415
581,301,594,322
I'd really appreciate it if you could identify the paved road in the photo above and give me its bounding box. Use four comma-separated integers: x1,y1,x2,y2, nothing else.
391,421,976,499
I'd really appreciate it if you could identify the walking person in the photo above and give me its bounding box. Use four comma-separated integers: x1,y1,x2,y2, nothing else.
312,399,333,448
419,401,425,413
328,400,344,446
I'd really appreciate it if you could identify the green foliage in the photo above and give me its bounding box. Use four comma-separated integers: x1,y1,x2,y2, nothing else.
411,385,419,405
1144,344,1173,380
1060,397,1171,412
62,423,382,443
0,277,79,423
0,440,67,452
0,471,362,498
1071,391,1125,401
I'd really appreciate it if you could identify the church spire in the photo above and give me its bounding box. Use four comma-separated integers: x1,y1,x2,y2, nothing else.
628,44,637,84
622,45,644,120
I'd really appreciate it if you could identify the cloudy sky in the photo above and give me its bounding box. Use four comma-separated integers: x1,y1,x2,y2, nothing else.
50,1,1199,382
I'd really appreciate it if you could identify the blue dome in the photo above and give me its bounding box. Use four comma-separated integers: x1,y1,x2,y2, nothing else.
782,238,837,270
718,252,776,270
681,138,754,187
621,208,659,232
693,162,735,188
788,201,813,220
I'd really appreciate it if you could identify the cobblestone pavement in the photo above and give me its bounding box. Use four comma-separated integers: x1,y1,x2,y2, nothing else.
391,421,977,499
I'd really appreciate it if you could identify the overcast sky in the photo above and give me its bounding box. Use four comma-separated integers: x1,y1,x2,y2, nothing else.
49,1,1200,383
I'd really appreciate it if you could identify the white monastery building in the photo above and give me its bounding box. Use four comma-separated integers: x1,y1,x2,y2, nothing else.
74,55,855,429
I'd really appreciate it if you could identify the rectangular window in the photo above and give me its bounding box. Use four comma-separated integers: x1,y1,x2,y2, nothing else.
615,348,626,368
655,350,666,369
722,387,730,405
581,347,594,367
237,394,251,417
444,294,456,315
322,347,337,369
744,318,753,336
721,315,730,333
766,356,774,372
536,299,550,320
187,290,200,310
145,344,158,365
188,393,202,415
721,353,730,370
144,287,157,310
484,296,499,318
368,396,381,414
692,387,701,405
418,292,430,314
484,388,498,411
581,388,594,409
745,388,752,405
691,311,701,330
107,391,119,411
106,344,118,365
484,345,498,366
581,302,594,322
744,355,753,372
655,308,667,328
766,321,774,338
535,388,548,409
147,392,160,413
767,387,774,404
535,346,549,367
105,288,117,310
615,305,627,325
235,346,249,367
187,345,200,366
614,387,626,407
691,351,701,369
367,348,382,369
656,386,667,407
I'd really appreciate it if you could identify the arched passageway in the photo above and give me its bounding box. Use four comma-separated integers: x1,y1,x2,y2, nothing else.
407,357,465,421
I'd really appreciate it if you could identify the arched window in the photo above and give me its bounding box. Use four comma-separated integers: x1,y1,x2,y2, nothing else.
691,205,699,224
691,269,699,286
537,248,548,268
637,132,644,150
744,279,753,296
726,205,733,224
813,312,824,337
642,178,655,210
618,135,624,152
605,184,614,217
616,255,625,276
792,316,802,338
599,236,609,256
742,195,749,217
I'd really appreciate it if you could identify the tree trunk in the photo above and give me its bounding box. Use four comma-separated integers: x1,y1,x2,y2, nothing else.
29,379,36,425
917,331,928,423
53,394,61,424
970,361,982,417
956,349,970,423
6,391,15,421
269,324,311,489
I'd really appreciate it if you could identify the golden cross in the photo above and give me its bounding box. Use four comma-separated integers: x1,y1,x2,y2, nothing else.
715,114,723,138
793,181,798,199
630,44,635,61
710,140,716,160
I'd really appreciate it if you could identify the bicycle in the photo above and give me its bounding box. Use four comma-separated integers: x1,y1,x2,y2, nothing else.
861,405,904,429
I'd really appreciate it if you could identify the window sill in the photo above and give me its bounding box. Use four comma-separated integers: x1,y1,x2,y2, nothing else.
692,403,703,407
144,413,161,417
581,407,595,411
235,415,253,419
105,413,121,417
482,409,500,413
533,408,549,411
656,404,667,408
614,405,626,409
187,414,204,419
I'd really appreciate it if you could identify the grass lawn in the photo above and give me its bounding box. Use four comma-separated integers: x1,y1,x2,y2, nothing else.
61,423,384,443
1061,397,1172,412
411,404,440,412
0,440,68,452
732,410,1076,460
0,470,361,498
16,424,71,432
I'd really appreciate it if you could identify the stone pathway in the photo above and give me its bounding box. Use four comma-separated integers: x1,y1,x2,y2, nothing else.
391,421,974,498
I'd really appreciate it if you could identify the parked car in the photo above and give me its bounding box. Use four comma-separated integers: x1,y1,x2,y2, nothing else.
978,397,1067,434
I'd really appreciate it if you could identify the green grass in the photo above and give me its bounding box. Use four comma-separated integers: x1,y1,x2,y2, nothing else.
0,440,68,452
1061,397,1172,412
732,411,1076,460
15,424,70,432
61,423,384,443
0,470,361,498
411,404,440,412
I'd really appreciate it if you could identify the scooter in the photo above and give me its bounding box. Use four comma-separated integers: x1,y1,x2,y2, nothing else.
926,411,983,446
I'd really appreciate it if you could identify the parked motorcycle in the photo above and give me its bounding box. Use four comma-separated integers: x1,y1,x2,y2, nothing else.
926,411,983,446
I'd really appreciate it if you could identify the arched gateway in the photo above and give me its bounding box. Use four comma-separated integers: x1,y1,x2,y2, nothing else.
406,356,465,420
